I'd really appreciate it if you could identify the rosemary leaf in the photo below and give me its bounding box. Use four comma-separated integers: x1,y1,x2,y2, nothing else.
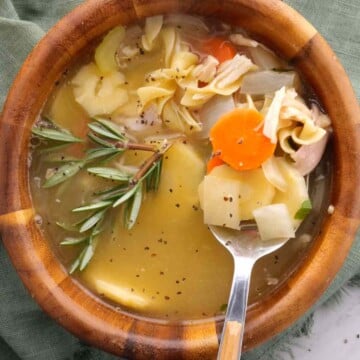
112,183,141,208
92,223,103,237
79,208,107,233
72,200,113,213
88,122,123,141
69,255,82,274
93,118,127,140
79,242,95,271
61,236,88,245
124,184,143,230
85,147,123,161
38,143,70,155
88,132,115,148
97,186,129,201
56,221,79,232
155,159,162,190
143,160,162,192
87,167,131,181
43,161,84,188
43,154,82,163
32,127,83,143
95,183,129,196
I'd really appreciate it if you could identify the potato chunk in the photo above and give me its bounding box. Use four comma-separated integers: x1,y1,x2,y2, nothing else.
253,203,295,241
202,175,242,229
208,165,275,220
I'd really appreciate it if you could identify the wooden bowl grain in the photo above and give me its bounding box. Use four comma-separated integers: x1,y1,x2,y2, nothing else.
1,0,360,359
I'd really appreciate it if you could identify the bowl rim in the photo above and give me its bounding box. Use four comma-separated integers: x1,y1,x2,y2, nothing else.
1,0,360,358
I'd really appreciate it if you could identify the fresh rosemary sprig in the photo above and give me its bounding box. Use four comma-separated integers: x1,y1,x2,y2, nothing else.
32,117,157,187
32,117,172,273
62,146,169,273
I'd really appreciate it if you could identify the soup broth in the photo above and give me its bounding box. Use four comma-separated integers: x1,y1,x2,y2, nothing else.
29,14,331,320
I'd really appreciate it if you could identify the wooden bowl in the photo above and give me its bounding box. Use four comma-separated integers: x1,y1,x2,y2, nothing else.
1,0,360,359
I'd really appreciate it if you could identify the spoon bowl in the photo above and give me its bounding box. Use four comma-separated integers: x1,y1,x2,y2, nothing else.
210,225,290,359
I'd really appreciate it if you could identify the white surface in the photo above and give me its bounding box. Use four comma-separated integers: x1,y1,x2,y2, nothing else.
291,284,360,359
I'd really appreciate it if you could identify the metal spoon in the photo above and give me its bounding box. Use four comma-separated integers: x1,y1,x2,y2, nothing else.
210,224,290,360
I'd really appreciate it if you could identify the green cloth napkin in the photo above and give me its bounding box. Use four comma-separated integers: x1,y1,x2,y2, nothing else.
0,1,359,359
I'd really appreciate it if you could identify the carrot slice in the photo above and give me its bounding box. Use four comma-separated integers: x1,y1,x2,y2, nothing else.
210,108,276,171
203,37,237,63
207,155,224,173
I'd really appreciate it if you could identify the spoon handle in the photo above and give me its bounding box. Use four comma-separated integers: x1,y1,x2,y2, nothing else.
217,257,255,360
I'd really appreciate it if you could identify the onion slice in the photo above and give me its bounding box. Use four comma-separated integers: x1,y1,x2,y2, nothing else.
198,95,235,138
240,70,296,95
262,156,288,192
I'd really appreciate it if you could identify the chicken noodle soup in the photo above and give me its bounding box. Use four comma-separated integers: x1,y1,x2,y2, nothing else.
29,14,331,319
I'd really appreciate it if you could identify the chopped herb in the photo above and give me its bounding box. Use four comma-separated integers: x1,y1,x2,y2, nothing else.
294,199,312,220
